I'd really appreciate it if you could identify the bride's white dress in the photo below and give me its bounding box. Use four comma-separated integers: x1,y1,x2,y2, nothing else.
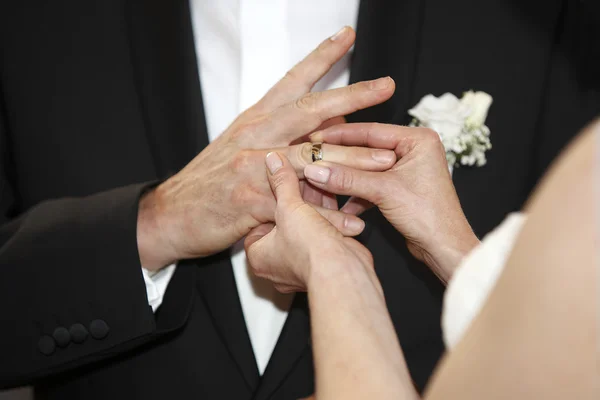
442,212,527,349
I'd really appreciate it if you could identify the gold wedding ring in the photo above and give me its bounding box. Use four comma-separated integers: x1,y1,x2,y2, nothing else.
311,143,323,162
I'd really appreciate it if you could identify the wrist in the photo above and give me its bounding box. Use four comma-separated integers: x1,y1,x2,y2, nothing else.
306,247,369,288
422,228,480,284
137,185,180,271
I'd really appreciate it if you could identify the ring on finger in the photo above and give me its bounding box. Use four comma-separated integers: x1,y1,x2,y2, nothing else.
311,143,323,162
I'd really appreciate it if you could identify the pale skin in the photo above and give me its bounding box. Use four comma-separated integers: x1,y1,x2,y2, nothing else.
245,121,598,399
307,123,481,284
136,27,399,270
245,152,418,399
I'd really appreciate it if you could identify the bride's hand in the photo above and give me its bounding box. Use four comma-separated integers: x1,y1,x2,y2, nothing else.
244,152,374,293
305,124,480,283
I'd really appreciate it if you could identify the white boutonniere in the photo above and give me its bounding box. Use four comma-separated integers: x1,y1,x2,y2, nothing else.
408,91,493,170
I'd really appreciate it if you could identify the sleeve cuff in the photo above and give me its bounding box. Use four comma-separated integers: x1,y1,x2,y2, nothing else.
143,264,178,312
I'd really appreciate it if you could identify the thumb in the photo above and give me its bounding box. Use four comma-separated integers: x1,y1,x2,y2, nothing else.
244,223,275,250
244,223,278,279
265,152,303,206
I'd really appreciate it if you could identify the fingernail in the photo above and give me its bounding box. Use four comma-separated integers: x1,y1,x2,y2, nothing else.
304,164,331,183
369,77,392,90
266,152,283,174
372,149,396,164
330,26,348,41
345,217,365,233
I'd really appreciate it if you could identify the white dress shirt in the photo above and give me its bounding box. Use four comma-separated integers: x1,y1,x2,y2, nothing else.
142,0,359,375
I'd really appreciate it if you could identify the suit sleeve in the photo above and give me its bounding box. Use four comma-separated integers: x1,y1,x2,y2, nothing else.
0,98,193,389
528,0,600,190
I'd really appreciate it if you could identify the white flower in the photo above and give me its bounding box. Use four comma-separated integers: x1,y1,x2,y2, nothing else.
409,91,493,170
408,93,470,142
461,90,493,129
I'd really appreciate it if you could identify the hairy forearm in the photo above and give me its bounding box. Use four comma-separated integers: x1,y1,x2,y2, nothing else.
307,257,419,400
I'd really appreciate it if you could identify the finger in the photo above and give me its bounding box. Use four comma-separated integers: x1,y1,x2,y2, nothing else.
302,183,338,210
317,115,346,131
245,223,275,249
303,162,388,205
310,123,434,157
340,196,374,216
321,191,338,210
289,116,346,146
258,27,356,111
244,223,278,279
260,77,395,147
265,152,303,206
312,205,365,236
274,283,305,294
277,142,397,177
301,181,325,206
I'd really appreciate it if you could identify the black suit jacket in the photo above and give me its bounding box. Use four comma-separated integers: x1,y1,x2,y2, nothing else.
0,0,597,399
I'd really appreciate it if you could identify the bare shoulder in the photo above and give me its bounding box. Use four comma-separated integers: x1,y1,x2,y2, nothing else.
425,119,598,400
524,118,598,224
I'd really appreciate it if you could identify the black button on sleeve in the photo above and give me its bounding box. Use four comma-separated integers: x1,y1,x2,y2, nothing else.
52,327,71,347
69,323,88,344
38,335,56,355
89,319,110,339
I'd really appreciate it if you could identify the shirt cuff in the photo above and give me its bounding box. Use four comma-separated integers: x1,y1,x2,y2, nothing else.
142,264,177,312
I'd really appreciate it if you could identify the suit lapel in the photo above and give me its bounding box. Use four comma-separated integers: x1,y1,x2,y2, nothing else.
126,0,208,178
195,252,261,391
405,0,562,235
126,0,259,390
341,0,426,242
347,0,426,125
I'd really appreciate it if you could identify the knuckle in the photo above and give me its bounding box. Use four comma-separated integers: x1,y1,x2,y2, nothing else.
297,142,312,167
342,84,363,111
249,261,266,279
370,186,386,205
270,171,288,189
369,177,391,205
295,93,317,112
421,128,441,143
348,82,361,94
332,169,354,192
230,182,255,206
419,128,445,154
231,149,253,172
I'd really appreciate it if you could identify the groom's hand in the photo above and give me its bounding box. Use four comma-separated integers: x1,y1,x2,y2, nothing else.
305,123,480,283
137,27,397,270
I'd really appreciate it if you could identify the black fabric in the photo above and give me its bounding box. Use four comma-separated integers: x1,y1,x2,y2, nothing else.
0,0,597,399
